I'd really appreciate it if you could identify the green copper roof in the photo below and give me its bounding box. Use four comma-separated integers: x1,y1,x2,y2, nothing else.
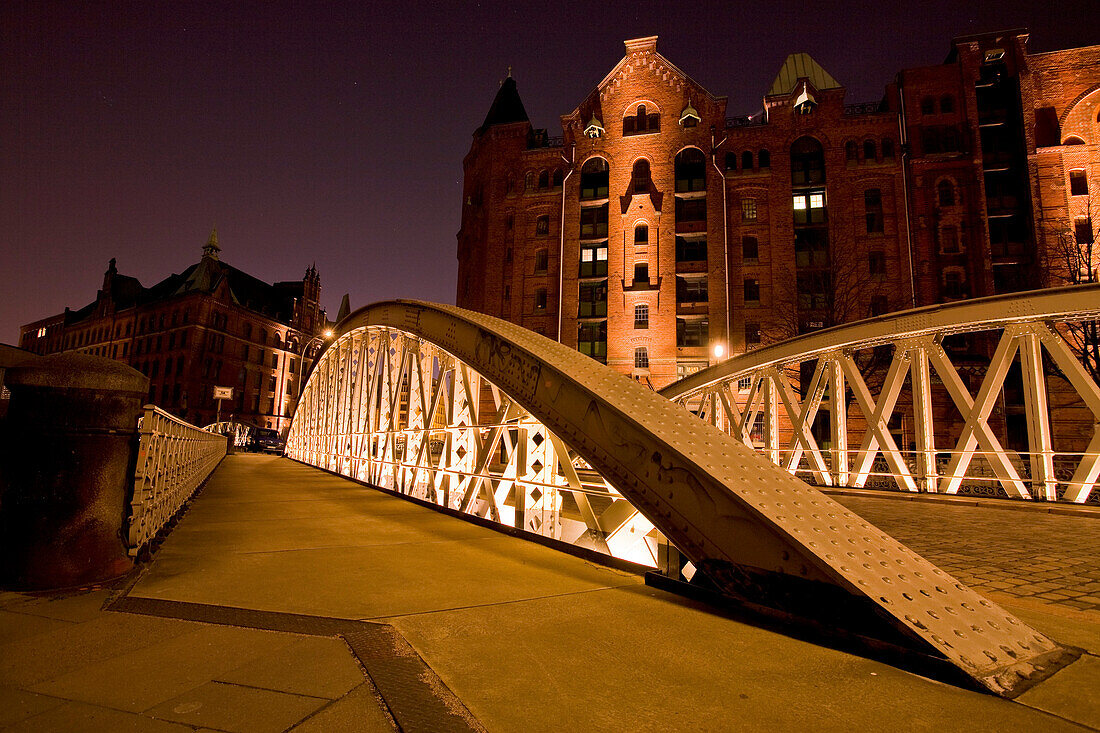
767,53,841,97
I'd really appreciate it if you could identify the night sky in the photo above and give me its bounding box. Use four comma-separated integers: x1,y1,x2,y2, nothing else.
2,1,1096,342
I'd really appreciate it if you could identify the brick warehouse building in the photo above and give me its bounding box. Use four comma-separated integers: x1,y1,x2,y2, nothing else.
18,230,330,434
456,30,1100,391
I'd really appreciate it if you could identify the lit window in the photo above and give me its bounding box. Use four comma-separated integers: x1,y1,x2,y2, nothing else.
810,193,824,208
741,198,757,220
37,327,46,338
579,244,608,277
793,196,807,210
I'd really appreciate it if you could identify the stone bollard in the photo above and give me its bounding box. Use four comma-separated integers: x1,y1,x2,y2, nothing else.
0,353,149,589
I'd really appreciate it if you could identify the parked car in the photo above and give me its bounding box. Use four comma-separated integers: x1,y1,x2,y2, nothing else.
249,427,285,454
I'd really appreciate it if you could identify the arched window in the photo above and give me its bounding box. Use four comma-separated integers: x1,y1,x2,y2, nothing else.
634,223,649,245
881,138,895,159
579,158,609,199
758,149,771,169
624,104,660,135
525,172,534,191
537,170,549,189
725,152,737,171
1063,136,1086,146
863,140,877,162
742,151,754,170
790,136,825,185
675,148,706,192
845,140,858,161
634,304,649,329
631,159,651,194
940,95,955,113
634,346,649,369
937,179,955,206
921,97,935,115
552,169,563,189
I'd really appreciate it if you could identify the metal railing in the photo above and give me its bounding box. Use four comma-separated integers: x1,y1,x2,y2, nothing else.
662,285,1100,503
126,405,227,554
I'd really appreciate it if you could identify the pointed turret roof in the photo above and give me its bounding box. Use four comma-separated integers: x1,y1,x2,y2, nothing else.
478,75,529,133
202,226,221,260
767,53,841,97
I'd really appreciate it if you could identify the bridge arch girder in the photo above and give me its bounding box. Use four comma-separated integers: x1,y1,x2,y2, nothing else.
288,300,1073,697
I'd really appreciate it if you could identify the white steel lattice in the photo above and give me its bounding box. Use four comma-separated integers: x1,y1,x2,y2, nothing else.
663,285,1100,503
127,406,227,554
287,326,657,566
287,300,1078,697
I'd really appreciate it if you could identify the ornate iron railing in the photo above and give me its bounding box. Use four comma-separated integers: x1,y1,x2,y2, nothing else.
662,285,1100,504
127,406,227,553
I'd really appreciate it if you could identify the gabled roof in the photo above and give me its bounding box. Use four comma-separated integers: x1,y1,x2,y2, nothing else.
478,76,529,133
767,53,841,97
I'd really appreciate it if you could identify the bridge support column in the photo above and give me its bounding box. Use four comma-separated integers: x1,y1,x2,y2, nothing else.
0,354,148,589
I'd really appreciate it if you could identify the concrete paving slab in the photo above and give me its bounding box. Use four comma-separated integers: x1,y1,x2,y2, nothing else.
0,610,197,687
390,583,1084,732
131,532,640,620
0,590,110,623
27,624,296,712
215,636,366,699
0,608,74,645
0,684,66,727
287,683,395,732
143,680,329,732
1017,654,1100,729
2,700,194,733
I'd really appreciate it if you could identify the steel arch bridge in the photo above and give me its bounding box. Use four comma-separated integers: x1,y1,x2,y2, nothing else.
284,297,1093,697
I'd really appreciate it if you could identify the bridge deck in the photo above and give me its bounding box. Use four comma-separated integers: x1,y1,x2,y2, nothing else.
2,454,1099,731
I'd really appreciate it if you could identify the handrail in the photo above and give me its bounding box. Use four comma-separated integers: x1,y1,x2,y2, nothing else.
127,405,227,554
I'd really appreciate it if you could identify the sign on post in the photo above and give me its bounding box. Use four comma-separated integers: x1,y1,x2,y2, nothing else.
213,386,233,423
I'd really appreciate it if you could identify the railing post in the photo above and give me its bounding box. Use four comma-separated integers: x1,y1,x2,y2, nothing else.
0,354,147,588
1018,329,1056,500
909,343,938,493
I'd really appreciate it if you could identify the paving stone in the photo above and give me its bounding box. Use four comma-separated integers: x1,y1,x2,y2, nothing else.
1,700,194,733
215,636,365,700
0,590,112,623
28,624,296,712
1018,654,1100,729
0,684,66,727
287,683,395,732
0,609,74,645
144,681,329,732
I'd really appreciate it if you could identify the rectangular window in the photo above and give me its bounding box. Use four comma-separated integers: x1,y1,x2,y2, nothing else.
535,215,550,236
1076,218,1095,245
737,376,752,391
580,205,608,238
504,285,511,301
794,229,828,268
1070,170,1089,196
676,275,708,303
634,304,649,329
634,347,649,369
745,322,761,346
675,235,707,262
741,198,757,221
742,236,758,261
534,248,548,273
580,243,608,277
535,288,548,310
868,251,886,276
744,278,760,302
793,191,826,224
633,262,649,283
864,188,883,233
578,280,608,318
676,197,707,222
676,317,709,347
578,321,607,362
941,225,960,254
289,359,296,374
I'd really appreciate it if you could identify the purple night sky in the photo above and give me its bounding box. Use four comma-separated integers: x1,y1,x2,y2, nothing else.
2,1,1095,342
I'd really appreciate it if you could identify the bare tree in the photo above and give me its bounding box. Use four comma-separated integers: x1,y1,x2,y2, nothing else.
1039,196,1100,381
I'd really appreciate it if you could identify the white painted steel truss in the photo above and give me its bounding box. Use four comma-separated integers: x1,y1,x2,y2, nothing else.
664,285,1100,503
287,300,1075,697
287,325,658,565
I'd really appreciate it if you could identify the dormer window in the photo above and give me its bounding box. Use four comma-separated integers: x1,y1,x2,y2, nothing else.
679,100,701,127
984,49,1005,63
794,84,816,115
584,115,605,138
624,104,660,135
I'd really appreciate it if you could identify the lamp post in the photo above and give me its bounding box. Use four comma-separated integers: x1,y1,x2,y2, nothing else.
302,329,334,380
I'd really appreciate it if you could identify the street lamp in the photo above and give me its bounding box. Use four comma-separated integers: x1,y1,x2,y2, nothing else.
713,343,726,359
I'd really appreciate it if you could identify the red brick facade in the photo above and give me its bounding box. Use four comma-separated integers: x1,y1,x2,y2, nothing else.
457,31,1100,390
18,231,328,434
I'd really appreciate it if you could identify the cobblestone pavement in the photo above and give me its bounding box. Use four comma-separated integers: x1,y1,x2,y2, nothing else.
833,495,1100,614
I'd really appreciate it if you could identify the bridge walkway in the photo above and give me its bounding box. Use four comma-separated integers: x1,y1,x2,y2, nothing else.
1,454,1098,731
